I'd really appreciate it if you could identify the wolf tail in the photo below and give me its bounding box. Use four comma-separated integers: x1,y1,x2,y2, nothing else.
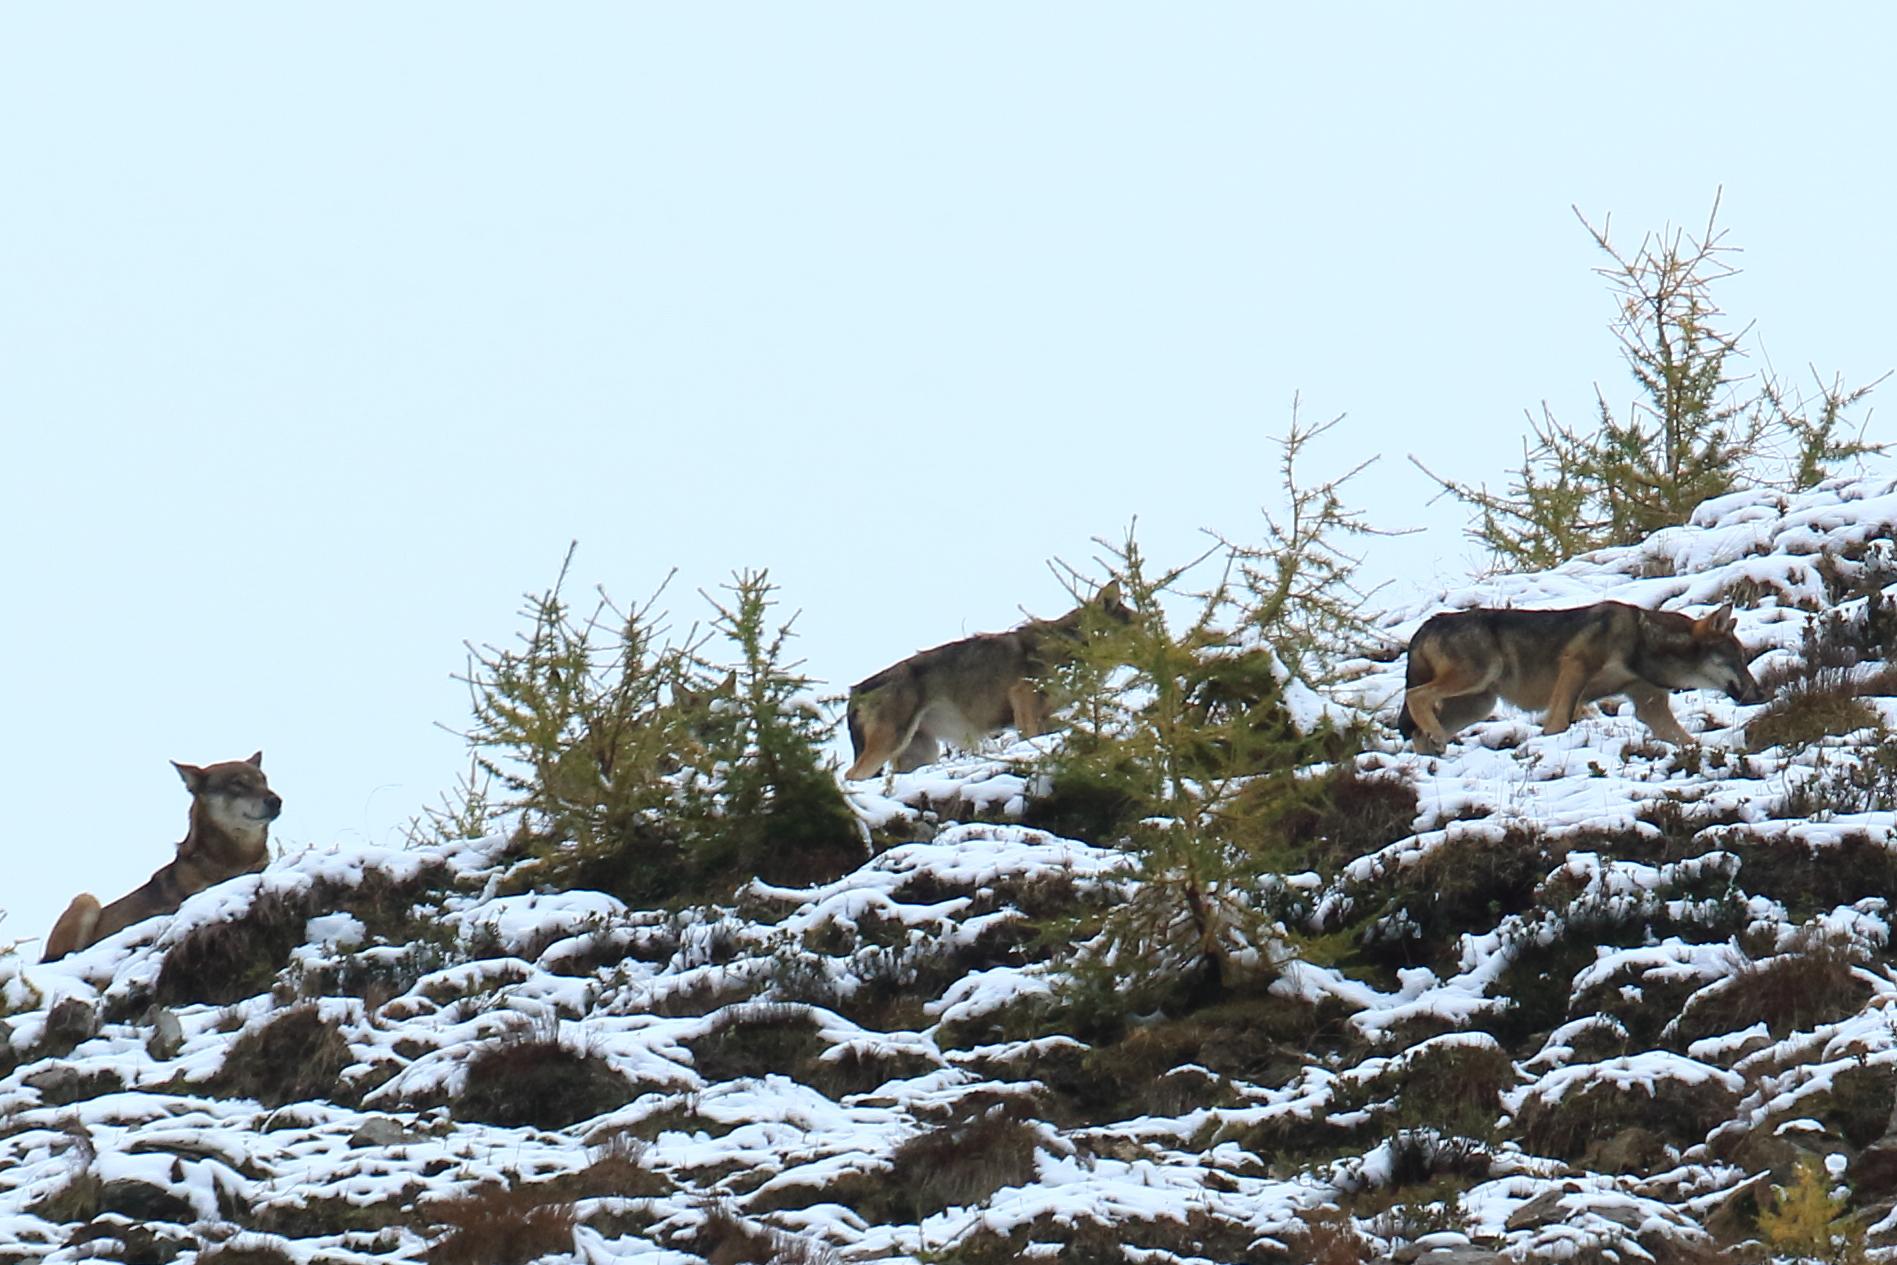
846,693,867,763
42,892,103,963
1395,629,1429,739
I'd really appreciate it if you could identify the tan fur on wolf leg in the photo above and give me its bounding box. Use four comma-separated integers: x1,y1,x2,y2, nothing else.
1626,682,1696,745
1541,649,1605,736
1007,682,1052,738
1405,660,1492,751
43,894,103,963
1402,684,1451,750
845,728,903,780
1402,684,1456,750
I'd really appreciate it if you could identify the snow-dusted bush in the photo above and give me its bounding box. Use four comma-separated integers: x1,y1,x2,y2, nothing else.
442,554,859,903
422,1183,578,1265
455,1022,637,1129
217,1002,355,1107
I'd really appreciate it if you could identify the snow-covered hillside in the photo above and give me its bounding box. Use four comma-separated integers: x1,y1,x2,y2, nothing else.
6,475,1897,1264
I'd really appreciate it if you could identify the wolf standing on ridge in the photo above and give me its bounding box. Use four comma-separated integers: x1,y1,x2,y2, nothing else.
844,581,1132,780
42,753,283,962
1398,601,1765,754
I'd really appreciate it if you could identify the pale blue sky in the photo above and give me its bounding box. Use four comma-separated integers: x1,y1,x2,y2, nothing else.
3,6,1891,948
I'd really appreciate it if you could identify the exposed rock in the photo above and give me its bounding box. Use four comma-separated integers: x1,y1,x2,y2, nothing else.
349,1115,422,1148
1583,1125,1668,1174
1505,1186,1582,1231
1853,1134,1897,1201
38,996,99,1055
22,1063,83,1100
1393,1235,1505,1265
98,1175,198,1222
146,1006,186,1060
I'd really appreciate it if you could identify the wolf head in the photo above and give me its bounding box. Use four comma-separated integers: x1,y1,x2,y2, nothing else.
1093,578,1133,627
1675,604,1766,705
174,751,283,841
1040,578,1134,642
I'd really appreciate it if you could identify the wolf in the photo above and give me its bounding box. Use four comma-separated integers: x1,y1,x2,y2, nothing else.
42,752,283,962
844,581,1132,780
1398,601,1764,754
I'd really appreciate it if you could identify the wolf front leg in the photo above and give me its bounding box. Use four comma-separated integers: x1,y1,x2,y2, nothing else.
1625,682,1697,746
1008,682,1054,738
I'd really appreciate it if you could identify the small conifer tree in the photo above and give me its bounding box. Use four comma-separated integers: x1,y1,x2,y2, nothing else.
404,755,497,847
1418,194,1884,571
1758,1155,1866,1265
688,570,864,885
1046,413,1375,1008
1227,405,1384,693
433,550,859,900
449,545,695,860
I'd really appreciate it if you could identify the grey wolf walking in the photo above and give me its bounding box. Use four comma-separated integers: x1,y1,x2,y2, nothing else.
42,752,283,962
1398,601,1764,754
845,581,1132,779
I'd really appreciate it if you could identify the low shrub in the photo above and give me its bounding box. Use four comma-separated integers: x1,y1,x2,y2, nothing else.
1746,691,1883,751
1353,826,1555,971
1277,1206,1376,1265
1773,745,1897,819
154,889,310,1007
1669,926,1871,1044
194,1238,299,1265
1367,1036,1513,1140
687,1003,827,1086
769,1093,1046,1224
1288,763,1421,873
423,1184,577,1265
1512,1055,1740,1164
688,1203,837,1265
1749,598,1897,752
871,1101,1042,1220
217,1004,355,1108
547,1133,670,1200
456,1029,637,1129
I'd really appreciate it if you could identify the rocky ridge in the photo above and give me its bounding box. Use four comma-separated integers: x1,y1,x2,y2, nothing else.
5,474,1897,1263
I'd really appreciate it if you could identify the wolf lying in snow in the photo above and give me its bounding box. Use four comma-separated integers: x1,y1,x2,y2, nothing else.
42,753,283,962
844,582,1132,779
1398,601,1764,754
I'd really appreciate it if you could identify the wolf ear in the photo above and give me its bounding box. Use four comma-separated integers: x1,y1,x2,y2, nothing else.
1095,579,1123,607
173,761,207,793
247,750,264,767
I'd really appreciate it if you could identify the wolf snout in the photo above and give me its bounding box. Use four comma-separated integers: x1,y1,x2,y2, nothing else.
263,793,284,818
1730,677,1766,706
